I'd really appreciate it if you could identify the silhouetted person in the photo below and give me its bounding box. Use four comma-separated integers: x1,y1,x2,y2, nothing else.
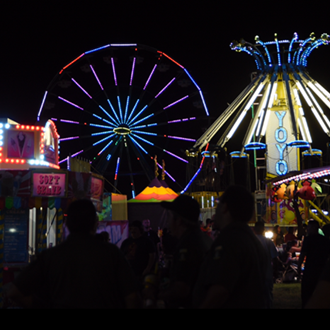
95,231,110,243
120,221,156,288
7,199,141,309
254,221,278,308
192,185,267,309
142,219,160,252
273,225,284,247
298,220,330,308
157,195,211,309
305,258,330,308
284,227,298,243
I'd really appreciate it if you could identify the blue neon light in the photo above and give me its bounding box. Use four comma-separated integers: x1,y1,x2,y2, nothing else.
98,140,114,155
184,69,200,91
85,44,111,54
98,105,118,125
276,160,288,175
129,135,149,154
126,99,140,123
131,133,154,146
107,99,120,124
128,105,149,125
124,96,130,123
117,96,123,123
275,128,287,143
93,134,115,146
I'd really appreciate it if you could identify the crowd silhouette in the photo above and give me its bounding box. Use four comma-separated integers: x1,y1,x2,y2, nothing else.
5,185,330,309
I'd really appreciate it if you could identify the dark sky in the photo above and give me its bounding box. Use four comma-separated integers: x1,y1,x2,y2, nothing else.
1,2,330,194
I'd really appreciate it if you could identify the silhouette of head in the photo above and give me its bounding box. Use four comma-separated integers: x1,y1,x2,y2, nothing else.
66,199,98,234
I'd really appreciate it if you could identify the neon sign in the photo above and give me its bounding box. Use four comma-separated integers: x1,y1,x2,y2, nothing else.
275,111,288,175
32,173,66,197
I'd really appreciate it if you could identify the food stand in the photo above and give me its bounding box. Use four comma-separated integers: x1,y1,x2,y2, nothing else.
0,118,108,308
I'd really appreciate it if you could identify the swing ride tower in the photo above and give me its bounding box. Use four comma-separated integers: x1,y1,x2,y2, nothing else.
192,32,330,183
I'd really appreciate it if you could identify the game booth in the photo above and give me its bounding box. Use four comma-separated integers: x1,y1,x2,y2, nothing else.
0,119,129,308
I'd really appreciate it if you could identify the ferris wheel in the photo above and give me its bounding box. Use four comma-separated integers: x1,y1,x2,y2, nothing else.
37,43,209,197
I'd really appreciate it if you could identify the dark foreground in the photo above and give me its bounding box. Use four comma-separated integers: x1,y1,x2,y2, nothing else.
273,283,301,309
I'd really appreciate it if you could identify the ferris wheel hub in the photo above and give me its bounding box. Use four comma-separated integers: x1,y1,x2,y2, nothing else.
113,125,131,136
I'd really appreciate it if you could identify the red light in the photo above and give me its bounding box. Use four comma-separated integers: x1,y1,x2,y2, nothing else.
84,123,87,125
0,159,2,163
36,127,40,130
15,159,19,163
40,150,44,154
0,147,2,151
21,160,25,164
21,125,25,129
0,154,2,157
26,126,30,130
5,159,9,163
137,157,140,160
16,125,20,129
10,159,14,163
31,126,35,130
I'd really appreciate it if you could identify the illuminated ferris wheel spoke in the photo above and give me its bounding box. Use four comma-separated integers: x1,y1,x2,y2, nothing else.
155,78,176,98
127,138,153,182
124,139,136,198
130,57,136,86
156,162,177,183
58,96,84,110
71,78,93,99
163,149,188,163
126,99,140,123
38,43,207,195
111,57,118,86
90,64,104,90
113,146,123,189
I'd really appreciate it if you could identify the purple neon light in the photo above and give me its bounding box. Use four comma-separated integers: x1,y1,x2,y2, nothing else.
157,163,176,182
163,150,188,163
111,58,117,86
51,118,58,121
58,96,84,110
59,136,79,141
143,64,157,90
155,78,176,98
37,91,48,120
163,95,189,110
167,135,196,142
90,65,104,90
167,117,196,124
130,57,136,86
72,78,92,98
71,150,84,158
60,119,80,124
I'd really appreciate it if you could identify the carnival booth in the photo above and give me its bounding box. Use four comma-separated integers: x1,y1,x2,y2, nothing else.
0,118,109,308
128,177,179,230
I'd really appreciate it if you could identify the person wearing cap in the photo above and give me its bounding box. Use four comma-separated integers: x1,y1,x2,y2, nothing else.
298,219,330,308
192,185,268,309
157,194,211,309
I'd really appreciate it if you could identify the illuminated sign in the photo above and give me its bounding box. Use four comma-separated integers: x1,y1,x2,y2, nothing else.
274,111,288,175
266,109,298,176
32,172,66,197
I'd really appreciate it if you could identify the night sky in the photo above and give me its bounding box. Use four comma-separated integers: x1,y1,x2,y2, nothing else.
1,2,330,195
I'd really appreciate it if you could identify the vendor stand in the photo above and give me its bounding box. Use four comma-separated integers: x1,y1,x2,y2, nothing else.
0,118,110,308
